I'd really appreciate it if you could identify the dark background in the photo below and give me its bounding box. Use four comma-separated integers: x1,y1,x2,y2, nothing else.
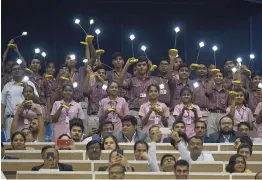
2,0,262,72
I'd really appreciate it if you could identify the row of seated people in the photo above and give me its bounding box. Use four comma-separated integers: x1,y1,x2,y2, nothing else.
2,39,262,143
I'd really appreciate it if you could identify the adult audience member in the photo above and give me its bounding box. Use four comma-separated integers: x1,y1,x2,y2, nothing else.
108,163,126,180
1,142,19,159
234,135,253,150
148,125,163,143
9,132,34,150
237,143,252,161
56,134,76,150
209,116,243,143
194,120,209,143
32,145,73,171
225,154,252,173
114,115,150,143
163,120,186,143
102,135,120,150
174,159,190,180
100,121,114,138
237,122,262,143
86,140,101,160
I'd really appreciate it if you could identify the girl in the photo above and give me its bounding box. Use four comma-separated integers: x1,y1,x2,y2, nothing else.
11,85,44,142
98,82,129,132
228,89,253,131
139,84,169,134
10,132,34,150
102,135,120,150
51,84,85,141
225,154,252,173
173,87,202,138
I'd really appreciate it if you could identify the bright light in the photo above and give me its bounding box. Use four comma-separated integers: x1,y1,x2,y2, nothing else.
83,59,88,63
73,82,78,88
74,19,80,24
258,83,262,89
34,48,40,54
22,76,29,82
41,52,46,57
193,82,199,88
212,46,218,51
22,32,27,36
70,54,76,60
95,29,100,35
199,42,205,48
232,67,237,73
250,54,255,59
159,84,165,90
141,45,147,51
90,19,94,25
16,59,22,65
129,34,135,41
174,27,180,33
236,57,242,63
102,84,108,90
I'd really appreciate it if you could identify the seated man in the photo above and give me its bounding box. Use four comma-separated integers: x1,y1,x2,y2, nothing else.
114,115,149,143
174,159,190,180
100,121,114,138
86,140,102,160
98,149,134,172
209,116,243,143
237,143,252,161
160,154,176,172
237,122,262,143
194,120,209,143
163,120,186,143
171,131,214,165
108,163,126,180
32,145,73,171
1,142,19,159
149,125,163,143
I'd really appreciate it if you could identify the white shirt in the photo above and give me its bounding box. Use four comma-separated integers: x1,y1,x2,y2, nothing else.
1,80,39,116
177,141,215,166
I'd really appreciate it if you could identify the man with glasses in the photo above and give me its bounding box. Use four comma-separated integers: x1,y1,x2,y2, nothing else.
108,163,126,180
85,140,102,160
170,131,214,165
208,116,243,143
1,64,39,140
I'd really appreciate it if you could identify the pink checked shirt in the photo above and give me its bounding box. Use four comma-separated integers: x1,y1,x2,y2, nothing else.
173,103,202,138
51,100,85,141
139,101,170,134
98,97,129,132
14,103,42,131
254,102,262,138
226,105,254,131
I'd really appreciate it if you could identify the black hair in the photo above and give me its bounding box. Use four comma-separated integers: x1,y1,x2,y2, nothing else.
255,171,262,179
174,159,189,170
171,132,188,147
86,140,101,151
137,56,148,64
174,56,183,61
22,85,34,94
41,145,58,157
237,143,253,155
99,121,114,132
121,115,137,126
134,141,148,151
160,154,176,166
112,52,123,60
57,134,72,140
147,84,160,94
93,65,105,72
251,72,262,79
69,118,84,133
239,136,253,148
11,63,21,71
225,154,247,173
219,116,234,125
62,83,73,91
179,87,193,97
59,64,69,70
11,132,26,143
159,58,169,64
148,125,160,134
102,135,120,150
237,122,251,130
195,120,207,129
223,59,234,65
108,163,126,173
172,120,185,130
189,136,203,145
47,62,56,68
177,63,189,71
107,81,119,94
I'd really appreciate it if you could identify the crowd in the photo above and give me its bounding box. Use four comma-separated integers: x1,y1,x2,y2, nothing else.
1,34,262,179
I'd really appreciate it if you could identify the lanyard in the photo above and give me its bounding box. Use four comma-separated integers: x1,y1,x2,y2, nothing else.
236,107,245,121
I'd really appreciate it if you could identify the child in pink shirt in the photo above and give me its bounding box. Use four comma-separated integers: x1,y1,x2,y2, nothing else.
227,89,254,131
173,87,202,138
98,82,129,132
139,84,169,134
51,84,85,141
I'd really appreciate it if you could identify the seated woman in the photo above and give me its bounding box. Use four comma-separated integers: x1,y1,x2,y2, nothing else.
98,149,134,172
225,154,252,173
56,134,76,150
8,132,35,150
102,135,120,150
